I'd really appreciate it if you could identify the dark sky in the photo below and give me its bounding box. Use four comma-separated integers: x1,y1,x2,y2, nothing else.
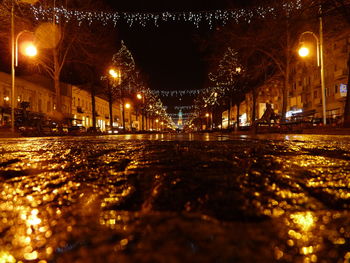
105,0,245,113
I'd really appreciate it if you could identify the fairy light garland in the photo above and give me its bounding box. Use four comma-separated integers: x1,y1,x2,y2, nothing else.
30,0,302,27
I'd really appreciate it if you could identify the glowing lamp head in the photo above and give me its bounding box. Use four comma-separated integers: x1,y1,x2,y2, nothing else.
21,42,37,57
155,119,159,123
125,103,131,109
137,93,142,100
109,68,119,78
205,113,209,117
298,47,310,57
25,44,37,57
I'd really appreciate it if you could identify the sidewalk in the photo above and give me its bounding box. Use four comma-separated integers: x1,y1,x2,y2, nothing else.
302,127,350,135
0,128,21,138
231,126,350,136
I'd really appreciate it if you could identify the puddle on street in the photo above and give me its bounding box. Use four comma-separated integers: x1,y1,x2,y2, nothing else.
0,135,350,262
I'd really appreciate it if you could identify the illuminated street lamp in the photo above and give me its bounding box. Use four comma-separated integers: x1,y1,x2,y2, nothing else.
136,93,145,131
11,29,37,133
106,67,121,130
125,103,132,131
298,46,310,58
205,113,210,130
298,30,326,125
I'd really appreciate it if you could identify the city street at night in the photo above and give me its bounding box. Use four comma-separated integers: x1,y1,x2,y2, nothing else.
1,133,350,262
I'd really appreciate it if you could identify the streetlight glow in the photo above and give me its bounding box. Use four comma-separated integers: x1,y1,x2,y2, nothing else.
23,42,37,57
125,103,131,109
109,68,119,78
137,93,142,100
298,46,309,57
298,30,326,125
205,113,209,117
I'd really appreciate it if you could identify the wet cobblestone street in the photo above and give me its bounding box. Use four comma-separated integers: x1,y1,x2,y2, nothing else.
1,133,350,263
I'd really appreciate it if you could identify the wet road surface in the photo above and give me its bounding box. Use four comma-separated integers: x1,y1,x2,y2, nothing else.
1,133,350,262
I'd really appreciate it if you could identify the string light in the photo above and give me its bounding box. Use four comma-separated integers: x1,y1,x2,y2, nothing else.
30,1,302,28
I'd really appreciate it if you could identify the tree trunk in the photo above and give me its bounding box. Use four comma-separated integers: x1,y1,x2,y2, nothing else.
220,109,223,129
228,98,231,129
282,19,291,123
142,109,145,131
343,53,350,127
236,103,240,129
122,100,126,132
91,84,97,129
108,81,113,129
252,89,257,123
53,48,62,117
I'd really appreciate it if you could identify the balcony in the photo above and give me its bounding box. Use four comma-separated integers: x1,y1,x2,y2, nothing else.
335,91,347,101
334,69,347,80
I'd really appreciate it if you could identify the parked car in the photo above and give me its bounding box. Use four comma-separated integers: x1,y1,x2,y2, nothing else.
87,127,102,134
68,126,86,135
106,127,120,134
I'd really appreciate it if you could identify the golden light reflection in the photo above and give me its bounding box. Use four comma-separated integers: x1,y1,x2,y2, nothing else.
0,251,16,263
290,212,315,231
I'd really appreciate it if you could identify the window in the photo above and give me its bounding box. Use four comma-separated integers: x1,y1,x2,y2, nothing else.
326,88,330,97
335,85,338,94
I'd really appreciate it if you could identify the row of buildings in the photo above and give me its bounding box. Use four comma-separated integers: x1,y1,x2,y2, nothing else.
0,72,160,132
222,30,349,128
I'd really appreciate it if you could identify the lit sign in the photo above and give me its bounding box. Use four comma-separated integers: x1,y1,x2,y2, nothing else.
286,109,302,118
340,84,347,97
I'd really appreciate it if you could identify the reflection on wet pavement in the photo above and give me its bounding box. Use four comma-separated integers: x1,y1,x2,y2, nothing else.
0,134,350,262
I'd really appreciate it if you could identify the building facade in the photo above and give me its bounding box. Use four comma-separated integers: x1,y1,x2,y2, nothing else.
0,72,142,131
0,72,71,126
224,30,349,127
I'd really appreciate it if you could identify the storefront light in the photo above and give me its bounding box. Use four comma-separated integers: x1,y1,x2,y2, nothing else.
286,109,303,118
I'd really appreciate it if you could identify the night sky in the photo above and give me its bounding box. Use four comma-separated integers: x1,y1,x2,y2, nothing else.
105,0,246,112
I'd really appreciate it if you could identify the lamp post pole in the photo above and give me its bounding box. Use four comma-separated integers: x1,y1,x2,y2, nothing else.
299,29,327,125
11,3,15,133
319,5,327,125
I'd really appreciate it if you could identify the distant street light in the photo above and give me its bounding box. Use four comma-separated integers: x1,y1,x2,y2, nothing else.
205,113,210,130
124,103,132,131
136,93,145,131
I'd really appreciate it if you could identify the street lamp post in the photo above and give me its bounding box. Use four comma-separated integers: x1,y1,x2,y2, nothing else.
125,103,131,131
136,93,144,131
205,113,210,130
11,28,37,133
298,8,327,125
107,68,121,130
